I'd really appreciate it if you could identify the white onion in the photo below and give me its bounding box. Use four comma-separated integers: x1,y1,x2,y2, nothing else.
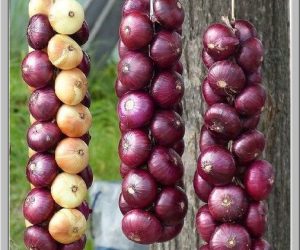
29,0,53,17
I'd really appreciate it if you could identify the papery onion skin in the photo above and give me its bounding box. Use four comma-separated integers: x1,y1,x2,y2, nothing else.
173,61,183,75
71,20,89,46
172,139,184,156
29,0,53,17
24,226,58,250
155,186,188,226
122,0,150,16
115,78,130,98
209,223,251,250
173,102,183,116
244,160,275,201
59,235,87,250
201,77,226,106
233,19,257,42
122,169,157,208
157,222,184,242
76,201,92,220
252,238,272,250
118,40,131,59
240,114,260,132
78,165,93,188
122,209,163,244
119,193,134,215
120,162,132,178
202,49,216,69
193,171,213,203
199,126,228,152
77,51,91,77
247,67,262,85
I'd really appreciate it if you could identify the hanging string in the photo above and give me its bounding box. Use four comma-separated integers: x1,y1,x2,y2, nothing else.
231,0,235,21
150,0,155,22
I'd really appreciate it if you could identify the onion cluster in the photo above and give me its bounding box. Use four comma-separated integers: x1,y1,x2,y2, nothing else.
116,0,187,244
22,1,92,249
195,19,274,249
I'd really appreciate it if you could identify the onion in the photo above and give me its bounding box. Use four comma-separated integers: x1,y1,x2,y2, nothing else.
29,114,37,125
21,51,54,88
158,222,184,242
118,40,131,59
204,103,242,140
56,104,92,138
79,132,91,145
27,121,62,152
55,138,89,174
115,78,130,98
51,173,87,208
151,110,185,146
196,205,218,242
193,171,213,203
241,114,260,132
29,87,61,121
252,239,272,250
118,52,153,90
150,71,184,108
27,14,55,50
23,188,55,224
153,0,185,30
173,61,183,75
77,51,91,77
172,139,184,156
199,126,228,152
48,0,84,34
120,12,153,50
81,91,91,108
71,21,89,46
77,201,92,220
235,84,266,116
208,184,249,222
207,60,246,97
199,245,210,250
197,145,236,186
173,102,183,116
29,0,53,17
24,226,58,250
119,193,134,215
150,30,182,68
120,162,132,178
49,208,87,244
28,147,37,158
59,235,87,250
202,49,216,69
244,160,275,201
55,69,88,106
48,34,83,70
203,23,239,60
201,77,226,106
243,201,267,238
122,0,150,16
155,186,188,226
148,146,183,185
233,19,257,42
209,223,251,250
247,67,262,85
26,153,59,187
232,129,265,164
236,37,264,73
122,209,163,244
122,169,157,208
118,91,154,129
25,219,33,228
78,165,93,189
118,130,152,167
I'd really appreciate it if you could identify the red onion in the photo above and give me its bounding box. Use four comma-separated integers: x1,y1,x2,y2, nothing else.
173,61,183,75
150,30,182,68
120,12,153,50
208,184,249,222
199,126,228,152
153,0,185,30
232,129,265,164
26,153,59,187
247,67,262,85
148,146,183,185
252,239,272,250
118,39,131,59
158,222,184,242
79,132,91,145
203,23,239,60
119,193,134,215
27,121,62,152
235,84,266,116
120,162,133,178
24,226,58,250
244,160,275,201
29,87,61,121
207,60,246,97
118,130,152,167
150,71,184,108
201,77,226,106
201,49,216,69
209,223,251,250
71,20,89,46
155,186,188,226
236,37,264,73
240,114,260,132
204,103,242,140
173,102,183,116
81,91,91,108
77,201,92,220
122,209,163,244
122,169,157,208
59,235,87,250
27,14,55,50
115,78,129,98
199,245,210,250
151,110,185,146
193,171,213,203
172,139,184,156
118,91,154,129
197,145,236,186
122,0,150,16
77,51,91,76
21,51,54,88
243,201,267,238
78,165,93,188
118,52,153,90
23,188,56,224
233,19,257,42
196,205,218,242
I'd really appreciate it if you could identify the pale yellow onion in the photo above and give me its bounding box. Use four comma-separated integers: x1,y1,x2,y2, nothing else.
25,219,33,228
48,34,83,70
27,85,36,93
51,172,87,208
49,208,87,244
55,138,89,173
55,68,87,105
56,104,92,137
28,148,37,158
29,0,53,17
48,0,84,34
30,183,36,190
28,45,47,53
29,114,37,125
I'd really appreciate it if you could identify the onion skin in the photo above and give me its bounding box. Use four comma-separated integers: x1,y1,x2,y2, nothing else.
247,67,262,85
199,126,228,152
24,226,58,250
59,235,87,250
76,201,92,220
122,209,163,244
120,162,132,178
199,245,210,250
122,0,150,16
78,165,93,189
77,51,91,77
209,223,251,250
173,102,183,116
233,19,257,42
155,186,188,226
79,132,91,145
158,222,184,242
119,193,134,215
201,77,226,106
29,0,53,17
172,139,185,156
71,21,89,46
252,238,272,250
115,78,129,98
244,160,275,201
173,61,183,75
240,114,260,132
81,91,91,108
202,49,216,69
193,171,213,203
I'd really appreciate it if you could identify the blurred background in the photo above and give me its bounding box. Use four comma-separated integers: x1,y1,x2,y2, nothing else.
10,0,125,249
